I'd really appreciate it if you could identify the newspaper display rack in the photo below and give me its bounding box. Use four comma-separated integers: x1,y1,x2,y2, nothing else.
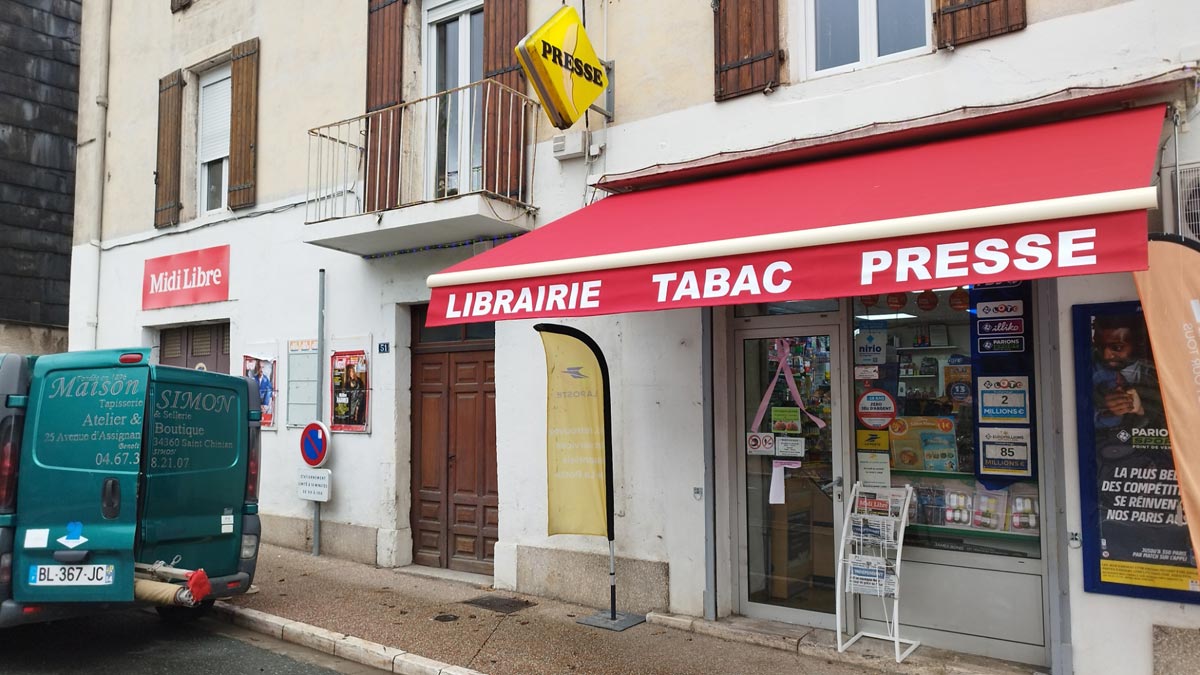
835,481,920,663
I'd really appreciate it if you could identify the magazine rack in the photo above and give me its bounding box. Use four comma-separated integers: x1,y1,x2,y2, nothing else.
835,481,919,663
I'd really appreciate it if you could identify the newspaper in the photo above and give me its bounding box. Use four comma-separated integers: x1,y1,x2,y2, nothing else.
847,554,897,597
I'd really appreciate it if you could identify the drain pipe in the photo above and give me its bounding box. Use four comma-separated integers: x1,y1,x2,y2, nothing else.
70,0,113,349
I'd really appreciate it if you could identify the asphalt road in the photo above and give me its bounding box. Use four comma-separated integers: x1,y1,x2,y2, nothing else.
0,608,378,674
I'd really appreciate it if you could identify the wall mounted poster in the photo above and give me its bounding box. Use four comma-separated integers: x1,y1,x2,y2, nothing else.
331,350,370,432
242,354,277,429
1073,301,1199,603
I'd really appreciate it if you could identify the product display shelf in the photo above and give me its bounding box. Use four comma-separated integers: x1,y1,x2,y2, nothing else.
891,468,1038,482
898,374,937,378
894,346,960,351
907,523,1039,542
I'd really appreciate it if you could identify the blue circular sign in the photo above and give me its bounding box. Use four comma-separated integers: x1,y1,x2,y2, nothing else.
300,421,331,468
948,381,972,404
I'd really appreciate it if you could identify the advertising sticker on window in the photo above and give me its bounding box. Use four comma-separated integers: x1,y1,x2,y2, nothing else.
977,376,1030,424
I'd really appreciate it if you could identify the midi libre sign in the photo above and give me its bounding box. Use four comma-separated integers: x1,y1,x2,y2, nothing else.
515,6,607,130
142,245,230,310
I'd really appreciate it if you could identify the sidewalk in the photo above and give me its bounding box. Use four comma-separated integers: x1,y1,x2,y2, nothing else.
220,544,1041,675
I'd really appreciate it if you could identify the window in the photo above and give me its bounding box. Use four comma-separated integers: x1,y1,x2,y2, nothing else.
809,0,931,74
198,64,231,213
427,0,484,198
852,287,1041,559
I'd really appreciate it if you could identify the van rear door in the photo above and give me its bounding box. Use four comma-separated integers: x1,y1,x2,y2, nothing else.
13,350,149,603
137,366,247,578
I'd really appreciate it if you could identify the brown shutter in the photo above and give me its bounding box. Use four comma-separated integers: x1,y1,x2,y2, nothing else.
367,0,405,113
713,0,780,102
482,0,526,199
936,0,1026,49
365,0,406,212
228,38,260,210
154,70,183,228
171,0,192,13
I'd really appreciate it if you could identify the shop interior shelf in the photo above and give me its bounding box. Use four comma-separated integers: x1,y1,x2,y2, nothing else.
891,468,1038,483
899,374,937,378
907,523,1040,541
894,345,960,351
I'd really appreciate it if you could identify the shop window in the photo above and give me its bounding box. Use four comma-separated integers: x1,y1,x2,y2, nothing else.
808,0,931,75
853,286,1041,559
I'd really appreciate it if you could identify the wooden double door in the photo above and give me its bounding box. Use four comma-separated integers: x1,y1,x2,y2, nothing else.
411,350,498,574
159,323,230,372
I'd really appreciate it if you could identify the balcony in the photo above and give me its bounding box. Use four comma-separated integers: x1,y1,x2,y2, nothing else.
304,79,541,256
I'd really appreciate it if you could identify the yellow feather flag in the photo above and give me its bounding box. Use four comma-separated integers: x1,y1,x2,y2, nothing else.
536,324,612,539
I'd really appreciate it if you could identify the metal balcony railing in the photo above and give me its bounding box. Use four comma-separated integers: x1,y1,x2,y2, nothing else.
306,79,540,224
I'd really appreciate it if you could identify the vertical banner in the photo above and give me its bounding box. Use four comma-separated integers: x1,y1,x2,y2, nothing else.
535,324,613,539
1073,299,1199,602
1134,235,1200,583
242,353,278,429
330,350,369,432
970,281,1037,483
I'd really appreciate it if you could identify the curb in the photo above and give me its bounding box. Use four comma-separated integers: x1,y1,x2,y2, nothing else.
645,612,1043,675
212,602,487,675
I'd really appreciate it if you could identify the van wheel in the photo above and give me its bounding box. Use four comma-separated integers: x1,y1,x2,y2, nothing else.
155,599,214,623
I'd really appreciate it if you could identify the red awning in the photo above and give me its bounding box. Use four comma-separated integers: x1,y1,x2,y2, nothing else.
426,106,1165,326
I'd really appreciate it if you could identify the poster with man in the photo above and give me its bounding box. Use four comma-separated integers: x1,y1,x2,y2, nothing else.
331,350,369,432
1073,301,1198,602
243,354,277,429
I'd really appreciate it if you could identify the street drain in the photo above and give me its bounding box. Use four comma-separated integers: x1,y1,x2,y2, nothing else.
433,614,459,622
464,595,535,615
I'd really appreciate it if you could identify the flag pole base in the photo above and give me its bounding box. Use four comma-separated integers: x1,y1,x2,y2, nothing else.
577,611,645,632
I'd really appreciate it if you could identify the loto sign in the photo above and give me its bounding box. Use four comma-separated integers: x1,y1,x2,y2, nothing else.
142,245,230,310
515,6,608,130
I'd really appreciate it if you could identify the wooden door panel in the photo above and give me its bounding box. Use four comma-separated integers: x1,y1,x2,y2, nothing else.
412,348,495,574
411,354,449,568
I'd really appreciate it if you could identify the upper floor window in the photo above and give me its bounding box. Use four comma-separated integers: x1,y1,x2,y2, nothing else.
809,0,931,75
426,0,484,198
198,64,231,213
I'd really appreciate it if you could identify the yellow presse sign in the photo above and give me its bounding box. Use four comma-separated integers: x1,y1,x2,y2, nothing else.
540,330,608,537
515,6,608,130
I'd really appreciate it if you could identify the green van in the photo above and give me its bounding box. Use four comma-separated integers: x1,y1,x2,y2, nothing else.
0,348,261,625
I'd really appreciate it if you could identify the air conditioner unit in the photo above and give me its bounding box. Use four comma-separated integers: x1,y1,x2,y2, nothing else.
1175,164,1200,242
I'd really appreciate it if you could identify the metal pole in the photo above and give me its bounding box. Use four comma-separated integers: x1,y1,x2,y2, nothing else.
702,307,717,621
1174,107,1183,236
314,268,326,556
608,540,617,621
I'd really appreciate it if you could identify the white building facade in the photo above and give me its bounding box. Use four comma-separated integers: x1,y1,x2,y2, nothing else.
72,1,1200,672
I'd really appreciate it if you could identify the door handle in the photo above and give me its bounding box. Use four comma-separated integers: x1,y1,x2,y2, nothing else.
101,478,121,520
53,550,89,564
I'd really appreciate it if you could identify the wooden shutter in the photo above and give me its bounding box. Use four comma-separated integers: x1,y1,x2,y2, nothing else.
365,0,406,211
482,0,526,199
228,38,259,210
713,0,780,102
171,0,192,13
154,70,183,228
936,0,1026,49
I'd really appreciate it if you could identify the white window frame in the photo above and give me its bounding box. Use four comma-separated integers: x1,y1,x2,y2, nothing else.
197,63,231,214
424,0,483,200
805,0,933,79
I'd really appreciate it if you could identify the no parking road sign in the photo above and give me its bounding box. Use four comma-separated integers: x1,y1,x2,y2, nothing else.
300,421,331,468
